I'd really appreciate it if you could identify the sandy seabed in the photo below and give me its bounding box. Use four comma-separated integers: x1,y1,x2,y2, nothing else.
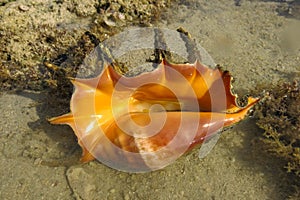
0,0,300,199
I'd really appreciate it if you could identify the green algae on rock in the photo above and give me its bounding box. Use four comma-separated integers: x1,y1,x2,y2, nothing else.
0,0,171,91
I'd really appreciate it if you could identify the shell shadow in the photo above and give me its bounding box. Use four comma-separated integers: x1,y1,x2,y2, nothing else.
17,90,82,167
17,31,103,166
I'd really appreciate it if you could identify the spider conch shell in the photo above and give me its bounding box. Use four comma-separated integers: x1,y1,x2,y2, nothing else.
49,59,259,172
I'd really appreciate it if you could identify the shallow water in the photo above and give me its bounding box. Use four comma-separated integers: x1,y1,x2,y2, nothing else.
1,0,300,199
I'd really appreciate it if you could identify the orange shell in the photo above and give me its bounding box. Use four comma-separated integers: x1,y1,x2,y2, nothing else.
49,59,259,172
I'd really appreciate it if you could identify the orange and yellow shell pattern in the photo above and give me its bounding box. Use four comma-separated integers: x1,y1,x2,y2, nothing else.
49,59,259,172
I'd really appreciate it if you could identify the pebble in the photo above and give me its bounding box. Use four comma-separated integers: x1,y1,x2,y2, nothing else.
109,188,116,193
124,194,130,200
18,5,30,12
229,157,236,163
